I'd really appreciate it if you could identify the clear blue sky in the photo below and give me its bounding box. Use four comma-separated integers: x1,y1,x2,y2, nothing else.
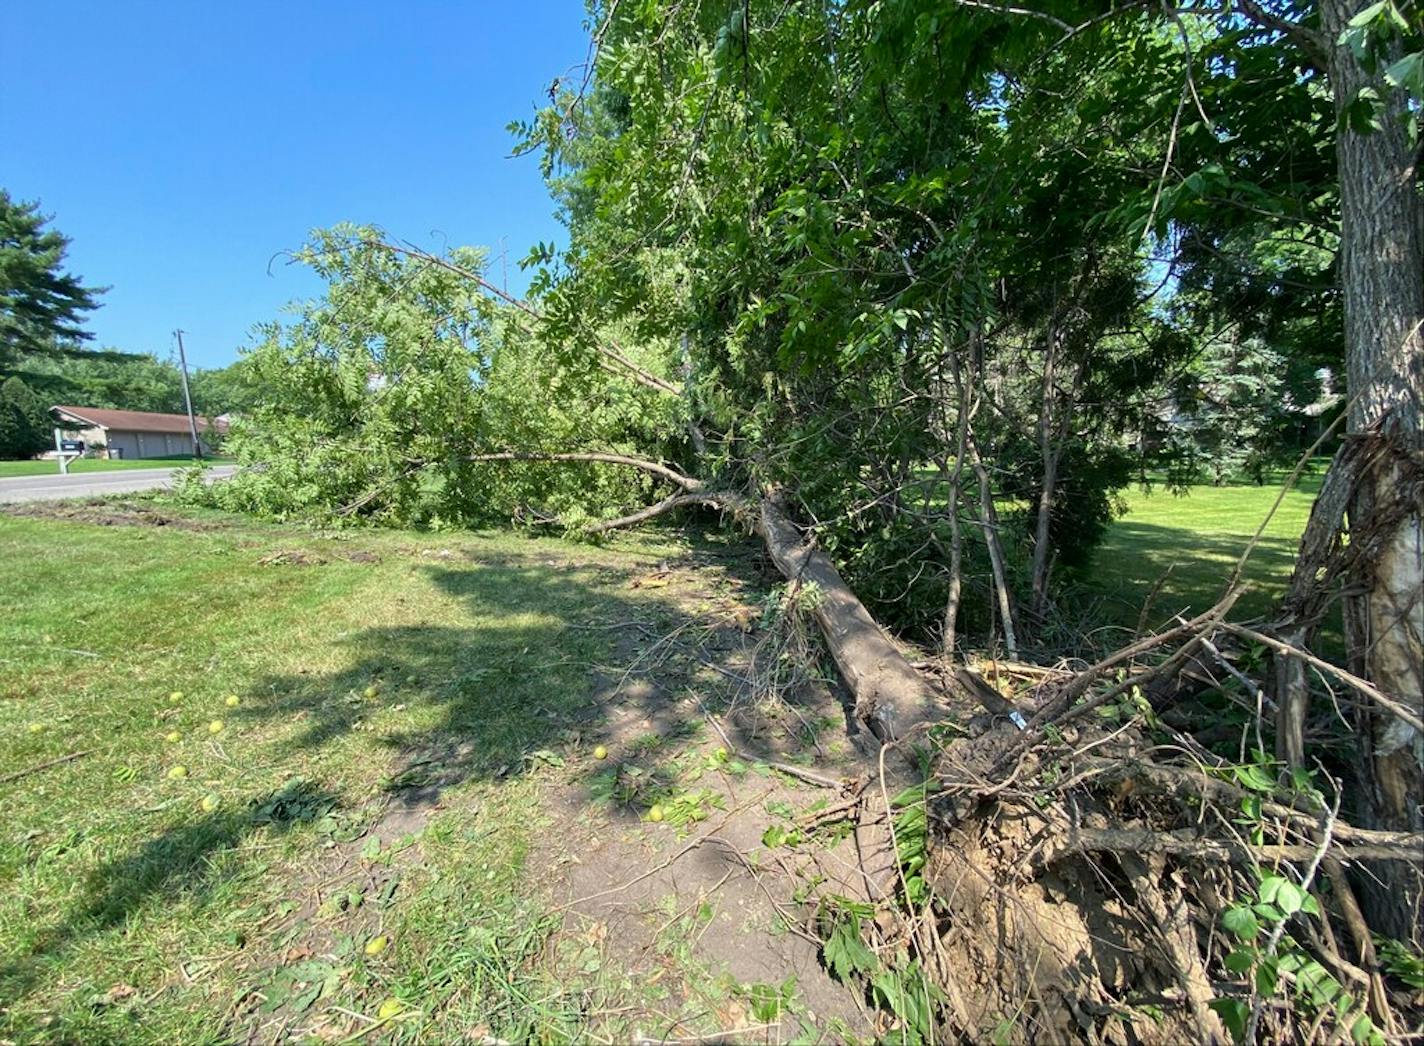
1,2,590,369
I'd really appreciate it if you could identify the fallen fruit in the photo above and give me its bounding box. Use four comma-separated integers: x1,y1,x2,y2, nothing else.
169,691,184,704
648,804,664,823
364,935,390,956
376,998,403,1020
208,720,224,734
165,731,182,743
28,723,43,734
201,793,220,812
363,685,379,699
593,745,608,760
168,765,188,779
225,695,240,708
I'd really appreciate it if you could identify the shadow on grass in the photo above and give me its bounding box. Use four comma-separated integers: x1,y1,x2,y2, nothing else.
251,553,758,785
243,544,840,805
1,779,345,1007
2,534,816,1014
1087,521,1301,628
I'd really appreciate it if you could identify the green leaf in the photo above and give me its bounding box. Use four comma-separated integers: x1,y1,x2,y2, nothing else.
762,823,803,848
1351,1013,1384,1045
823,915,878,982
1253,902,1285,923
1384,52,1424,97
1224,948,1256,973
1209,998,1250,1043
1234,764,1277,793
1275,880,1307,917
1254,955,1279,996
1346,0,1389,28
1222,905,1260,942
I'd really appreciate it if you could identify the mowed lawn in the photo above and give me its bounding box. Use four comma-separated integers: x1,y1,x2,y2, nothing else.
0,505,711,1042
0,457,230,478
0,475,1326,1039
1087,471,1322,631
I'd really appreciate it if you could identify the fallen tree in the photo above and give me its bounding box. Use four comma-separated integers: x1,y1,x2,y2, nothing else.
373,239,951,754
194,211,1424,1039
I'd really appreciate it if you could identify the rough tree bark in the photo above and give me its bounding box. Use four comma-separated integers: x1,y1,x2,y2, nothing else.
1319,0,1424,940
1030,324,1061,622
752,494,942,744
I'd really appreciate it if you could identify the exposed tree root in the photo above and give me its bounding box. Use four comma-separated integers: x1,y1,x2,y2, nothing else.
901,623,1424,1044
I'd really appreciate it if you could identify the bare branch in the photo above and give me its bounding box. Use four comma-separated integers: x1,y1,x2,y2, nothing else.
1219,622,1424,735
585,492,720,533
466,451,703,491
1229,0,1328,70
947,0,1072,31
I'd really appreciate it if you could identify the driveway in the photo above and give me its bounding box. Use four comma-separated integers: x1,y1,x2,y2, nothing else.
0,465,237,504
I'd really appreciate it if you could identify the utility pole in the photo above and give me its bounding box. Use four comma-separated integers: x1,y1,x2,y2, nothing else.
174,329,203,459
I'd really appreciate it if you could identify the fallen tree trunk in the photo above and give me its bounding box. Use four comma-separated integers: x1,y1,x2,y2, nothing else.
750,495,942,745
463,447,946,750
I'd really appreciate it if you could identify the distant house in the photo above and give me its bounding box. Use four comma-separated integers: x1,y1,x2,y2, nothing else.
50,406,229,459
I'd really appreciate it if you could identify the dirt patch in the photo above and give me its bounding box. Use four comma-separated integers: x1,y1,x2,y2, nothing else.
536,743,876,1040
3,498,223,531
258,550,328,567
515,555,887,1040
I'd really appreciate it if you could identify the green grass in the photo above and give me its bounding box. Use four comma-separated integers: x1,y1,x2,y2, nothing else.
0,505,711,1042
1087,470,1322,632
0,456,233,478
0,471,1331,1039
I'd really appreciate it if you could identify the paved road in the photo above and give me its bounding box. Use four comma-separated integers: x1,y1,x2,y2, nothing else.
0,465,238,504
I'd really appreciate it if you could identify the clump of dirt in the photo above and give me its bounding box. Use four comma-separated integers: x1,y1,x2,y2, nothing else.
924,733,1181,1042
3,498,222,530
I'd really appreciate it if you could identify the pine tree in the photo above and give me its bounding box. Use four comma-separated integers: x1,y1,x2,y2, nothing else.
0,190,104,364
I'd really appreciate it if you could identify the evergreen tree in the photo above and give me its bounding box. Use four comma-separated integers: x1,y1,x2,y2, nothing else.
0,375,49,458
0,189,104,363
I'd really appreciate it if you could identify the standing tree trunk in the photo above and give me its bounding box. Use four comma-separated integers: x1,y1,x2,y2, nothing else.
967,429,1020,658
1030,327,1060,622
1321,0,1424,940
940,328,979,658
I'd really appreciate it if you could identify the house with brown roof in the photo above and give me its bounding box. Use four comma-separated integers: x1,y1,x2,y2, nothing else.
50,406,229,460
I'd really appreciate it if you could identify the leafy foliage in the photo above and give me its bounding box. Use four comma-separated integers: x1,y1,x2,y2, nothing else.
185,226,686,529
187,227,494,523
820,901,946,1043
